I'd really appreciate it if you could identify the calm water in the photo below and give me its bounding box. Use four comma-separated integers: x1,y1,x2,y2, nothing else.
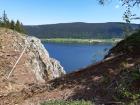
44,43,113,73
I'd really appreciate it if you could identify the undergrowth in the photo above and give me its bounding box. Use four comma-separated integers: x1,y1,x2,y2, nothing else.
115,66,140,105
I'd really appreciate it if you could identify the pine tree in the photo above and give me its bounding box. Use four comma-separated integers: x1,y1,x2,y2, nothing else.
6,19,10,28
10,20,15,30
2,11,7,22
15,20,25,33
15,20,21,32
2,10,9,27
0,17,2,27
0,11,26,34
20,22,25,33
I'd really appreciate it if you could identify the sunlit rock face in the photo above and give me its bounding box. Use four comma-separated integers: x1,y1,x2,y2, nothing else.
0,28,65,95
26,36,66,82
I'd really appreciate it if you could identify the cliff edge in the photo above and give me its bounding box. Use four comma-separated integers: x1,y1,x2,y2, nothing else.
0,28,65,96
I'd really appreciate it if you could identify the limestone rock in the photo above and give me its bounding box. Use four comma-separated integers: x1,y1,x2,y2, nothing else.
25,36,66,82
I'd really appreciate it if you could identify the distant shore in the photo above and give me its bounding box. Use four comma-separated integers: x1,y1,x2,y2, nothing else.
41,38,122,44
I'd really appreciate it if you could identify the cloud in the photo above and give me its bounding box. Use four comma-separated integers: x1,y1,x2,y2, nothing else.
115,5,120,9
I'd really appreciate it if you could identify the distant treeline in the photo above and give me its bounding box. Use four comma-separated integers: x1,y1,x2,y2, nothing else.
0,11,25,33
24,22,140,39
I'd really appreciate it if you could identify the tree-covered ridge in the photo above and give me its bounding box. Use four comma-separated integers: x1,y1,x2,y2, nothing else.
24,22,140,39
0,11,25,33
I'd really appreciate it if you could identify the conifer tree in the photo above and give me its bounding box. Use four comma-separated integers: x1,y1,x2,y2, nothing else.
0,17,2,27
15,20,25,33
0,11,26,34
20,22,25,33
10,20,15,30
1,10,9,27
15,20,21,32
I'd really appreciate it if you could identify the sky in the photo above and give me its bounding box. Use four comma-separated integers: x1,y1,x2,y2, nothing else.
0,0,140,25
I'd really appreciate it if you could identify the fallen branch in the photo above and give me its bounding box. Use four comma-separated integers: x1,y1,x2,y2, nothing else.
6,45,28,79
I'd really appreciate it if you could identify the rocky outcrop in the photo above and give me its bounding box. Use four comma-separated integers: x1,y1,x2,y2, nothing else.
0,28,65,96
25,36,65,82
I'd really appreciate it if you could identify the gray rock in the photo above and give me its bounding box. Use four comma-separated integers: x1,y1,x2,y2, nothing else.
25,36,66,83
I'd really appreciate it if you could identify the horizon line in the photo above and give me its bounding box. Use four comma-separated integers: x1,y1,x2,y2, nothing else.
24,21,140,26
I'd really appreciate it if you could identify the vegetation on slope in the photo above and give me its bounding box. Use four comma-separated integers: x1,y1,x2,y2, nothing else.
24,22,140,39
114,67,140,105
41,38,122,44
106,30,140,57
103,30,140,104
0,11,25,33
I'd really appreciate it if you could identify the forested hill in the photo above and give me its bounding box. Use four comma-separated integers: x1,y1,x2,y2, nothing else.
24,22,140,39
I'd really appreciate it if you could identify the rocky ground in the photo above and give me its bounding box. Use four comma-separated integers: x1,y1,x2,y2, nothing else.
0,28,140,105
0,28,65,104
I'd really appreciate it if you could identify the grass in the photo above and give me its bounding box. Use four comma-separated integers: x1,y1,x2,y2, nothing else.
41,100,93,105
41,38,122,44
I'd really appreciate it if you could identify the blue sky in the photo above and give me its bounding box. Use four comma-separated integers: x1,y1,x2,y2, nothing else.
0,0,139,25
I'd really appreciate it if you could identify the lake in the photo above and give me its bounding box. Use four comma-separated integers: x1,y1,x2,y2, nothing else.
44,43,113,73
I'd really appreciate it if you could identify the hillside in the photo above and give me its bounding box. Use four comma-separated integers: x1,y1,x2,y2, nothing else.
0,28,65,102
24,22,140,39
0,29,140,105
